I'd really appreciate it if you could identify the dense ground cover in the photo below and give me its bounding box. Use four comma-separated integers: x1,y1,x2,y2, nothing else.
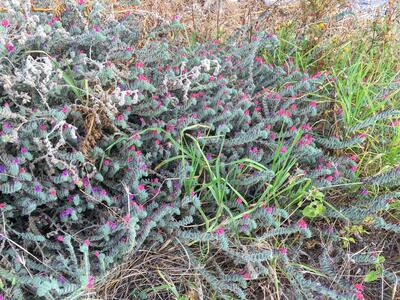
0,1,399,299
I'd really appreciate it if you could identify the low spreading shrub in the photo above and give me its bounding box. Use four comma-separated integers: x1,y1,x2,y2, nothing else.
0,1,399,299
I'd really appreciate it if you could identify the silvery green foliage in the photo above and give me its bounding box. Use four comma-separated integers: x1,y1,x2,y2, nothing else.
0,1,399,299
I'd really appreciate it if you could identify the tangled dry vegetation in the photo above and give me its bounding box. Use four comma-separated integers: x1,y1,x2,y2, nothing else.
17,0,399,60
18,1,392,42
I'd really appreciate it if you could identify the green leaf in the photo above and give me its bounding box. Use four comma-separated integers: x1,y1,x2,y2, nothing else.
364,270,378,282
302,201,326,218
375,255,385,265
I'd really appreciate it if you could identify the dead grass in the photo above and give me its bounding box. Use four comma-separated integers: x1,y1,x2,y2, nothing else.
16,1,396,59
95,244,195,300
94,241,284,300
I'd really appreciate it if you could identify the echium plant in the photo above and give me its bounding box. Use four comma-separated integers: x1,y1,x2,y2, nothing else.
1,0,399,299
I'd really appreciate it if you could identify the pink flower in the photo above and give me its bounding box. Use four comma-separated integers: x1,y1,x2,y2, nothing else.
291,126,297,131
138,184,145,191
5,42,14,52
103,159,110,166
301,123,312,131
172,15,181,21
60,207,74,218
310,101,317,108
107,220,117,230
326,175,333,182
138,74,149,82
354,283,364,291
280,146,287,154
243,213,250,219
34,185,42,193
116,114,124,121
209,76,215,82
123,11,132,17
135,61,144,68
355,292,364,300
277,108,285,116
123,214,131,223
291,104,297,110
78,0,85,5
244,109,250,116
250,147,258,154
83,177,90,187
94,251,100,257
255,56,263,63
1,19,10,27
216,227,224,235
236,197,242,204
297,218,308,229
239,163,244,169
56,235,64,242
0,203,5,209
350,154,358,162
206,153,212,161
265,207,273,214
350,165,357,172
20,146,28,154
279,247,287,255
50,189,57,196
391,120,400,127
242,272,251,280
84,239,90,247
93,25,101,32
86,275,94,289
